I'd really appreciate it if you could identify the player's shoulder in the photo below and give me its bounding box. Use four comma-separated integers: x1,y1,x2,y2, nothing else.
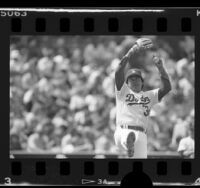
184,136,194,143
115,82,130,94
179,137,188,145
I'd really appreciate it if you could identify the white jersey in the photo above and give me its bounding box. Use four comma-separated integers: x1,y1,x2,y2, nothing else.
115,82,159,129
177,136,194,153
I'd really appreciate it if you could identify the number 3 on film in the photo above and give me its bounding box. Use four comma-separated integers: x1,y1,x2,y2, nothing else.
97,179,108,184
4,177,12,185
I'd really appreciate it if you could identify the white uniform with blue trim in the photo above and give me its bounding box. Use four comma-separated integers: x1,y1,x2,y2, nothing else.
114,82,159,158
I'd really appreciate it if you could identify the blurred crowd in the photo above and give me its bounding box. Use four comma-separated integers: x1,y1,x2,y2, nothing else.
10,36,194,157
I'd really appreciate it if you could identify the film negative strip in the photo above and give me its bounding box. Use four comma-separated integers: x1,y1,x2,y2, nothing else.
0,7,199,186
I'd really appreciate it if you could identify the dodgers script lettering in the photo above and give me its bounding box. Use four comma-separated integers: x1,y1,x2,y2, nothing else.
125,94,151,116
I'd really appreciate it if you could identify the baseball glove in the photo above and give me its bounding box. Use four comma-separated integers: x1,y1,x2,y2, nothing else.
135,38,153,50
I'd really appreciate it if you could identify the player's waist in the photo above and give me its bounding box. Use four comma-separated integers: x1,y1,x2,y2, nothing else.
119,124,147,134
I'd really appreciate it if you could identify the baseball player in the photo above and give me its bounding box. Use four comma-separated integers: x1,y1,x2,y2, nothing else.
114,38,172,158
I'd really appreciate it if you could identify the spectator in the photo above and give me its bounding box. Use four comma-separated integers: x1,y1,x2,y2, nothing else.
170,117,188,149
177,121,194,158
27,121,52,153
10,119,27,150
50,125,67,153
61,134,75,154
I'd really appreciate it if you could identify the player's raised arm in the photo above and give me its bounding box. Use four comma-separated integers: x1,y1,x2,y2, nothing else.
152,54,172,101
115,38,153,91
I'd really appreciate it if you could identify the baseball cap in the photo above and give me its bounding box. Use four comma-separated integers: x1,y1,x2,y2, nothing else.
125,68,144,82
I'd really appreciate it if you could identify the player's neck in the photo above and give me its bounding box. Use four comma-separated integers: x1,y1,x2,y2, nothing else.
131,88,142,93
126,83,142,93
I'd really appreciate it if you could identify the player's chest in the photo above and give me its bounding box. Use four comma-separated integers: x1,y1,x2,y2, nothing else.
124,92,151,106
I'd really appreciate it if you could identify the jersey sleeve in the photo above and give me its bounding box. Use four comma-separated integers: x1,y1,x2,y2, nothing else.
177,139,187,152
115,82,129,99
145,88,159,107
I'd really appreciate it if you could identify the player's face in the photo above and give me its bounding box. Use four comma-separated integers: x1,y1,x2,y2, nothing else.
127,75,143,93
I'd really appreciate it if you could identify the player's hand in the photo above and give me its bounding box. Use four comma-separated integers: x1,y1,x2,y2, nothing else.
135,38,154,50
126,38,153,59
152,54,164,69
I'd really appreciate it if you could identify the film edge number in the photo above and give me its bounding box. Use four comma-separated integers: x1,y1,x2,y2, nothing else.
0,11,27,17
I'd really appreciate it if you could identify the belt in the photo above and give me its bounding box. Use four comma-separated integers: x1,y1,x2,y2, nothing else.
120,125,146,134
